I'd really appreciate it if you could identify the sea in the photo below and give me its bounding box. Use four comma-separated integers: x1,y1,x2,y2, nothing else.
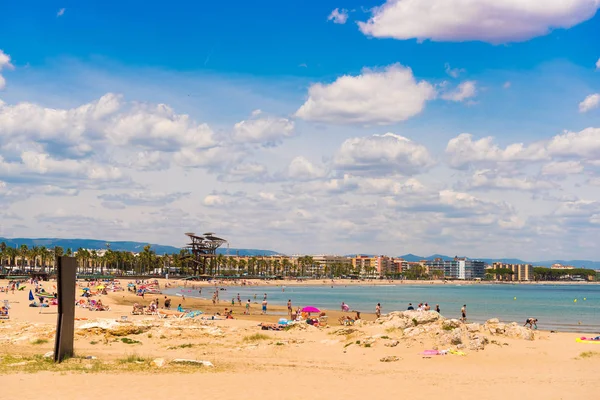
164,283,600,333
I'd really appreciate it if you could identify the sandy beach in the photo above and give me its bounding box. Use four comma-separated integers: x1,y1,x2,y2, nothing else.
1,278,599,400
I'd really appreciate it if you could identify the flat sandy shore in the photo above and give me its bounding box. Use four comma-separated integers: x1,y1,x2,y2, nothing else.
1,278,599,400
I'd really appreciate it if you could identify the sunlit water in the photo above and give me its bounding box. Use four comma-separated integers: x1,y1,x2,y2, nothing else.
164,283,600,333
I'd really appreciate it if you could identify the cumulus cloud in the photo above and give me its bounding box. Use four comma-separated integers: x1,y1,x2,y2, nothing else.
0,93,216,153
287,157,327,181
0,49,14,90
446,133,549,169
334,133,435,176
295,64,436,125
441,81,477,102
0,151,128,187
328,8,349,24
232,114,294,146
358,0,600,44
579,93,600,113
596,58,600,70
547,127,600,159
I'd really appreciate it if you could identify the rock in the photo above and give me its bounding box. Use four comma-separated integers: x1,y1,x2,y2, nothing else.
380,356,400,362
450,328,463,345
465,323,481,333
403,326,424,337
152,358,166,367
384,340,399,347
486,318,500,324
171,359,214,367
442,319,461,330
504,323,534,340
43,351,53,358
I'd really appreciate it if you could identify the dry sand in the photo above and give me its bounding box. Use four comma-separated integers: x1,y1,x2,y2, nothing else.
1,278,599,400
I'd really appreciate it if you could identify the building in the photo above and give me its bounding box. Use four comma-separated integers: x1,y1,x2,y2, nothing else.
425,257,485,280
351,255,404,277
550,263,575,270
490,262,534,281
310,255,352,276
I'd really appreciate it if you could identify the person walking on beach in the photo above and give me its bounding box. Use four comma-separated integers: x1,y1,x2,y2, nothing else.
237,293,241,306
375,303,381,318
245,299,251,315
460,304,467,322
287,299,292,316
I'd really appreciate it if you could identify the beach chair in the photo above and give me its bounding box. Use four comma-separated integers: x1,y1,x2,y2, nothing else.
0,306,9,320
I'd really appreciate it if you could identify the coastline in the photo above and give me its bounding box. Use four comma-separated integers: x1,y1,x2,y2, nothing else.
1,278,599,400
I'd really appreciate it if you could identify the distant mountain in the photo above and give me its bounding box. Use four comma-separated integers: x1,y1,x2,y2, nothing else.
0,237,279,257
218,248,280,256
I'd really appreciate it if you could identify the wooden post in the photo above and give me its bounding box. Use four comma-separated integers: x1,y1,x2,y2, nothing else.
53,256,77,362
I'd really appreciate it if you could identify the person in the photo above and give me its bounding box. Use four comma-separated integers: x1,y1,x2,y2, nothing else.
435,304,440,313
524,318,538,329
375,303,381,318
407,303,414,310
424,303,430,311
164,296,171,309
461,304,467,322
261,299,268,315
287,299,292,316
245,299,251,315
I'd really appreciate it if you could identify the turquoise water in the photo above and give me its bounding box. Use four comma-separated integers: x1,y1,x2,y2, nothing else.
165,283,600,333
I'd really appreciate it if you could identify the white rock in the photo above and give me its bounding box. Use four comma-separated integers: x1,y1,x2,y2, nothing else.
43,351,54,358
152,358,166,367
171,359,214,367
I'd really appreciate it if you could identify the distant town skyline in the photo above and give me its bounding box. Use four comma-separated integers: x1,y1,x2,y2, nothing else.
1,3,600,260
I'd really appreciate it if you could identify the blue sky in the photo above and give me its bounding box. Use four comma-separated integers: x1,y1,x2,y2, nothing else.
1,1,600,260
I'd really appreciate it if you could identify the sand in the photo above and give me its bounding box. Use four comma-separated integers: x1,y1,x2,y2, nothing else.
1,278,598,400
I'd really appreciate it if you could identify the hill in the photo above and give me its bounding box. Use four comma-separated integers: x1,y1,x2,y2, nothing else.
0,237,279,256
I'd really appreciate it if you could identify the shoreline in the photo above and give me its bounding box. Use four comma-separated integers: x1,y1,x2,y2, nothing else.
2,278,599,399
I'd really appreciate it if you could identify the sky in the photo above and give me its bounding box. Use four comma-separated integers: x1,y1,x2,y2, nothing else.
1,1,600,260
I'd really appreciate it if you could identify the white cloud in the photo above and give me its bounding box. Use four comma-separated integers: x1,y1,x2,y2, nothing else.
287,157,326,181
358,0,600,44
596,58,600,70
503,81,512,89
57,8,65,17
334,133,435,176
446,133,549,169
541,161,584,176
232,115,294,146
579,93,600,113
98,191,190,207
441,81,477,102
295,64,436,125
0,49,14,90
444,63,464,78
0,93,216,152
464,169,556,191
328,8,349,24
547,127,600,159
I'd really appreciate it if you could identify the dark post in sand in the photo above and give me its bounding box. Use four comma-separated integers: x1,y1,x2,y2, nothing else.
53,256,77,363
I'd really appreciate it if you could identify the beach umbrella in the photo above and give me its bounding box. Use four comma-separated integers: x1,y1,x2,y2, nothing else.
301,306,320,313
28,290,34,302
82,287,90,291
96,285,105,290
